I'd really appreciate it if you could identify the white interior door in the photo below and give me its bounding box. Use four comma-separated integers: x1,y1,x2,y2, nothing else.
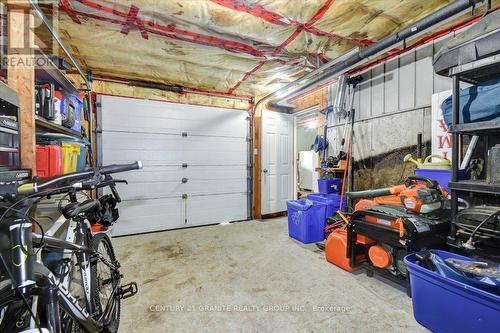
261,110,293,215
98,95,248,236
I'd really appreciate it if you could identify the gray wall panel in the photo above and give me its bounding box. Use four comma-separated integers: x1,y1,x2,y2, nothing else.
358,71,372,119
336,34,460,161
371,65,385,116
384,58,399,114
398,51,416,110
415,44,434,106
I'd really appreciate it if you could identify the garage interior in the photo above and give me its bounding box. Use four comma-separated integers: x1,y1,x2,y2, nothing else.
0,0,499,332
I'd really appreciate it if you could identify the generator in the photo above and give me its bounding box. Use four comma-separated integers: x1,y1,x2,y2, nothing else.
325,176,451,292
346,206,450,287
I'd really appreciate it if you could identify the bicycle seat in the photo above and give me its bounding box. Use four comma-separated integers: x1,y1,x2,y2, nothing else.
62,199,101,219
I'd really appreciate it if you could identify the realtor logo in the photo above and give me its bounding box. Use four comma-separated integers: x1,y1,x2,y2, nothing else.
0,1,59,69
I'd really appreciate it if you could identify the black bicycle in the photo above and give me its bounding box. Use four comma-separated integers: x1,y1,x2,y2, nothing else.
0,161,142,333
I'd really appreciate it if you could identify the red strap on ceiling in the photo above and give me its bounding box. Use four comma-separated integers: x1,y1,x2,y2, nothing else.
306,26,374,46
273,0,335,55
211,0,374,47
60,0,81,24
120,5,148,39
306,0,335,27
77,0,266,57
211,0,290,26
228,60,266,94
273,28,303,55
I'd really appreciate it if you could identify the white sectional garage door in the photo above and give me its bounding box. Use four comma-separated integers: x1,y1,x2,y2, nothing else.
97,95,249,236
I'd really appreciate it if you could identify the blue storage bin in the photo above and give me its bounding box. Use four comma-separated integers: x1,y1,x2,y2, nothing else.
286,199,327,243
69,95,83,133
317,178,342,194
415,168,467,193
404,250,500,333
307,193,347,219
76,140,88,171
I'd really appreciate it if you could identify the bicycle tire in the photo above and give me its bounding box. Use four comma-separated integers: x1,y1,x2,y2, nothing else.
0,279,31,333
90,233,120,333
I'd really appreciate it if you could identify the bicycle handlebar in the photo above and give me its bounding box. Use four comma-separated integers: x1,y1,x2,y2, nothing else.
99,161,142,175
17,161,142,195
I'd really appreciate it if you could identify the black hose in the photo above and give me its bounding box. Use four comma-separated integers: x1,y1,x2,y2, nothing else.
469,209,500,242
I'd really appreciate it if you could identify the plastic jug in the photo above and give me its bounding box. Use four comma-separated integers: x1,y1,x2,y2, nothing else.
404,154,451,170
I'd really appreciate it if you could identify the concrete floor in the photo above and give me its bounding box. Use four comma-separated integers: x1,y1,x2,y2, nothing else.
113,218,426,333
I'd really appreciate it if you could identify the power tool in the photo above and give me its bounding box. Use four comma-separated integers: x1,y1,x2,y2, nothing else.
347,176,448,214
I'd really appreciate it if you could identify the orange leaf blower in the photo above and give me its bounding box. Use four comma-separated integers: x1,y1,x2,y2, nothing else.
348,176,448,214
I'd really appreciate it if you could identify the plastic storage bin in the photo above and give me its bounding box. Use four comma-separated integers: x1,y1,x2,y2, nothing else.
317,178,342,194
61,142,81,173
36,144,63,178
404,250,500,333
415,168,467,193
307,193,347,219
69,95,83,133
76,141,88,171
286,199,327,243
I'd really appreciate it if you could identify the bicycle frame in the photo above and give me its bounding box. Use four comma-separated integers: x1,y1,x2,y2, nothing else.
0,161,141,332
6,213,119,333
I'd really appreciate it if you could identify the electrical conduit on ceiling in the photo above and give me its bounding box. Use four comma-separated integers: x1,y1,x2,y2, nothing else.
288,5,499,103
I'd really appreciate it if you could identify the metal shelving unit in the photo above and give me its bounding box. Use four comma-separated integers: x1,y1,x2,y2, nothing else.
33,51,83,140
449,119,500,134
35,115,82,139
448,180,500,195
446,54,500,246
34,51,80,95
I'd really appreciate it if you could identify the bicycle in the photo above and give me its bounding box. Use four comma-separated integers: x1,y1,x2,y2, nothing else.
0,161,142,332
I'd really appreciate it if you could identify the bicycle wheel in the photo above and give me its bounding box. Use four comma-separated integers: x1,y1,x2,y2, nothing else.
90,233,120,333
0,271,84,333
0,279,31,333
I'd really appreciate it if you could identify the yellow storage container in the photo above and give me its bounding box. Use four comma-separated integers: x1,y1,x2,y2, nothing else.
61,142,81,173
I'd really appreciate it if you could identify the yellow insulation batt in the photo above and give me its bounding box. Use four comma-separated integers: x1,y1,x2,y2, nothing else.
39,0,498,97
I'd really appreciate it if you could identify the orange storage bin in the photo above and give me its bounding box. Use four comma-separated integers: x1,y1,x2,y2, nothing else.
36,144,63,178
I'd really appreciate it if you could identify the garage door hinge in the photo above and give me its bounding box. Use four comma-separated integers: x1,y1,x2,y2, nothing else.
96,102,102,107
182,163,188,168
182,194,188,199
182,132,188,137
246,116,250,121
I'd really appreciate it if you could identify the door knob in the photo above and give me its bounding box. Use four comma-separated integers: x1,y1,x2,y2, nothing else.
263,169,268,173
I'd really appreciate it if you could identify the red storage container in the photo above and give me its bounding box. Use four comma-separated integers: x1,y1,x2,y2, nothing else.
36,144,63,178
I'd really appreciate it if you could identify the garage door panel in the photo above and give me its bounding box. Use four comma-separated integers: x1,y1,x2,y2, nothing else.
187,194,247,226
99,95,248,235
103,148,246,165
102,132,246,151
113,166,247,183
112,198,184,236
113,178,246,200
101,97,247,137
102,134,247,165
